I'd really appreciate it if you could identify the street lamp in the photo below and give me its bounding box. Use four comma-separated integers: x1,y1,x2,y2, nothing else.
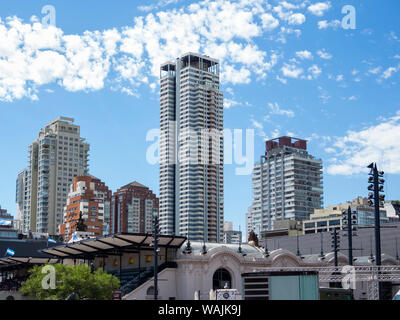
367,162,384,299
153,209,159,300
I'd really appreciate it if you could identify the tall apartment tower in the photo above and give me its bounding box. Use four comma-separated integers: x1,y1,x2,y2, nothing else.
59,175,112,241
249,136,323,239
21,117,89,235
159,52,224,242
111,182,159,234
15,169,27,231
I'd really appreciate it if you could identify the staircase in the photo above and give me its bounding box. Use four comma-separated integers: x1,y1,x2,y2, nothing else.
115,261,178,296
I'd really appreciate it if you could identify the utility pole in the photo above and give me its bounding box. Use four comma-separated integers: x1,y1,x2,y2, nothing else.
367,163,385,299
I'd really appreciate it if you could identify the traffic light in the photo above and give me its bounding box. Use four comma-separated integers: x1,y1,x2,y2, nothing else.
367,162,385,208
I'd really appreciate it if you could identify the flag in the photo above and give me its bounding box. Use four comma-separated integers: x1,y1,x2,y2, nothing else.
6,248,15,256
48,238,56,244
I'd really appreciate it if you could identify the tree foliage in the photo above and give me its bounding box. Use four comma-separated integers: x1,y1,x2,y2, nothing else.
20,263,120,300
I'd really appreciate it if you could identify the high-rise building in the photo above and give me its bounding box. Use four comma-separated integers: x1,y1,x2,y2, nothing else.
59,175,112,241
159,52,224,242
222,221,242,244
248,136,323,239
111,182,159,234
22,117,90,235
15,169,27,231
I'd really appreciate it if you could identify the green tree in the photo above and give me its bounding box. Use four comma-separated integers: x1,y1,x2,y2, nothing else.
20,263,120,300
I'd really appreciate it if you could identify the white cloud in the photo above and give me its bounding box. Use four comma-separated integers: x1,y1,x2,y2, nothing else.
287,13,306,25
308,64,322,78
138,0,180,12
251,117,266,139
318,86,330,104
368,67,381,75
1,1,295,101
276,75,287,84
318,19,340,30
260,13,279,31
281,63,303,78
324,147,335,153
336,74,344,81
381,65,400,79
317,48,332,59
267,102,294,117
308,2,331,17
295,50,313,60
327,111,400,175
0,0,338,102
224,98,241,109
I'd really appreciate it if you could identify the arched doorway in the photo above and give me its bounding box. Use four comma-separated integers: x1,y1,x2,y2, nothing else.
213,268,232,290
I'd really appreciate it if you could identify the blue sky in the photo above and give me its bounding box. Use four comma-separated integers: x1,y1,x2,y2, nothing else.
1,0,400,232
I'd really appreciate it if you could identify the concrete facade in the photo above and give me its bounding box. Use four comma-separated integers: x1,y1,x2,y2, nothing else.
122,241,399,300
248,136,323,239
21,117,89,235
303,197,389,234
111,182,159,234
159,53,224,242
59,175,112,241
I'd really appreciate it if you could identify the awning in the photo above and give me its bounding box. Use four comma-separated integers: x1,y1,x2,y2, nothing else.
0,257,58,269
41,232,186,259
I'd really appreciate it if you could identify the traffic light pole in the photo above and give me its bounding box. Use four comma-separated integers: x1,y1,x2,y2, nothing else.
153,212,159,300
372,165,382,268
373,164,382,299
347,206,353,266
333,228,338,267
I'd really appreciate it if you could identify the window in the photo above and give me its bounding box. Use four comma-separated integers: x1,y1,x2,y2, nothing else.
213,268,231,290
317,221,327,227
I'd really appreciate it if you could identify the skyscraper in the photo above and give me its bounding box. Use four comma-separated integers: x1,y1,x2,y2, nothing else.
111,182,159,234
159,52,224,242
21,117,90,235
15,169,27,231
248,136,323,239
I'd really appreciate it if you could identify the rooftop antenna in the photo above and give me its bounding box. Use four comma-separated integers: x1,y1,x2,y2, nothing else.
202,240,207,255
183,239,192,254
264,238,269,257
319,232,325,258
296,232,301,256
238,225,242,254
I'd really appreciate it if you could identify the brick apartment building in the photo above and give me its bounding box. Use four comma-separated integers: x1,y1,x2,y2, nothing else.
59,175,112,241
111,182,159,234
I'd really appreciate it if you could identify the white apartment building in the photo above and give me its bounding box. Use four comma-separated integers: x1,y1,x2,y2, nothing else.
159,52,224,242
248,136,323,239
222,221,242,244
15,169,27,231
21,117,89,235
